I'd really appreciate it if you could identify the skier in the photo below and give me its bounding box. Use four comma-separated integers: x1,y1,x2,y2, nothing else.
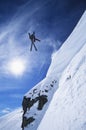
28,32,40,51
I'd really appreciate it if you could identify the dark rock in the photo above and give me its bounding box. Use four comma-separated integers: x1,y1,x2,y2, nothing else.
66,75,71,80
45,89,48,92
22,96,29,115
50,84,53,87
21,116,35,128
33,89,37,93
52,81,54,84
37,95,48,110
27,117,35,125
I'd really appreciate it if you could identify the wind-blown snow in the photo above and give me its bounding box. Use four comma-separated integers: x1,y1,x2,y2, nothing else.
0,11,86,130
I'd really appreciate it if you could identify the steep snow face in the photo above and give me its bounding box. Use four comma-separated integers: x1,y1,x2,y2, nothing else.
38,42,86,130
0,11,86,130
47,11,86,78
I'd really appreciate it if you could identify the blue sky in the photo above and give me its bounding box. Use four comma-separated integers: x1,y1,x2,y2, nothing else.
0,0,86,116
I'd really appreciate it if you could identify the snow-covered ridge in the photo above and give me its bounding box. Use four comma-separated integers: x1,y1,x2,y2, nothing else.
47,10,86,77
38,42,86,130
0,11,86,130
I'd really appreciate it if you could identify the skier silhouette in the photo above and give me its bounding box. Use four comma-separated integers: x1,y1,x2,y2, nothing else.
28,32,40,51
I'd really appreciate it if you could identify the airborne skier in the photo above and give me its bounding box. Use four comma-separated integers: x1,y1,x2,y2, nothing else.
28,32,40,51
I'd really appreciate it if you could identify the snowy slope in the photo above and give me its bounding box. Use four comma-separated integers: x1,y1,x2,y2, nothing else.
37,12,86,130
0,11,86,130
38,42,86,130
47,11,86,78
0,108,22,130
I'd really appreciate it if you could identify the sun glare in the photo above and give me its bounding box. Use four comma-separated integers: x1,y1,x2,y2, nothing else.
8,58,26,77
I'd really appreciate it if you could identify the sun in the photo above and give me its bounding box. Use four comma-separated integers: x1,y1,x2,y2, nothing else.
7,58,26,77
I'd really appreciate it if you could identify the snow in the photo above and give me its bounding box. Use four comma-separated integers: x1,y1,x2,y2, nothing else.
0,11,86,130
47,11,86,78
24,79,58,130
38,43,86,130
0,108,22,130
37,11,86,130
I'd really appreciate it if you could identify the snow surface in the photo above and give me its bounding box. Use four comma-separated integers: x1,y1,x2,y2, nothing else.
38,11,86,130
47,10,86,78
38,42,86,130
0,11,86,130
0,108,22,130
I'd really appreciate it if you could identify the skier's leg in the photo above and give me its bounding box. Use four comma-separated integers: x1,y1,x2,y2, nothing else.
30,42,33,51
33,43,37,51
